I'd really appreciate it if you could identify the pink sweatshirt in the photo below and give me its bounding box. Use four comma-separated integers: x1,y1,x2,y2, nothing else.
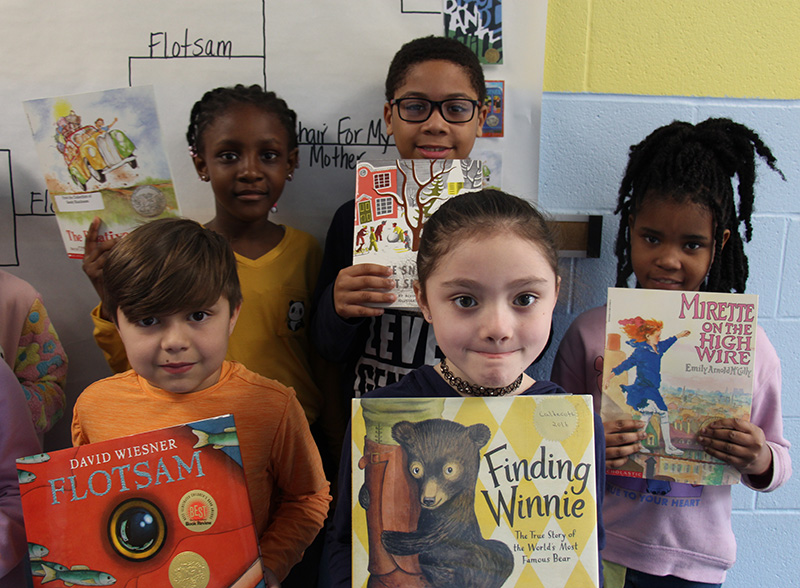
0,360,41,586
551,305,791,584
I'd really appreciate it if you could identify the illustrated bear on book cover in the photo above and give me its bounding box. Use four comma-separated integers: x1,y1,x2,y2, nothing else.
351,396,599,588
603,287,758,485
16,414,265,587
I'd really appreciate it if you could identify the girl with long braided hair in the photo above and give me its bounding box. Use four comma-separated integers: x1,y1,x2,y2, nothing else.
551,118,791,587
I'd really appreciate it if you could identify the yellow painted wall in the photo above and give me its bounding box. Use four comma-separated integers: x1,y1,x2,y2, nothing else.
544,0,800,98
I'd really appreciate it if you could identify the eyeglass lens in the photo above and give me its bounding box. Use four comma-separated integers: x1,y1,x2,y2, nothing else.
396,98,476,123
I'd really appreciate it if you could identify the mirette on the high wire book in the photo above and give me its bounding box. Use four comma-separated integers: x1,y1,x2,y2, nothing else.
16,414,265,587
352,396,599,588
602,287,758,485
352,158,483,309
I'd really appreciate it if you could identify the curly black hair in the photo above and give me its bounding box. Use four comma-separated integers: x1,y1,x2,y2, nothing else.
614,118,784,293
186,84,297,155
385,36,486,103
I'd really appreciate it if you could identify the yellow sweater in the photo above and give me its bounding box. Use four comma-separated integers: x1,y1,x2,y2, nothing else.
91,226,325,423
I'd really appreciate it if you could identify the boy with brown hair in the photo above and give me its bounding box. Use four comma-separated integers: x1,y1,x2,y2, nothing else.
72,218,330,587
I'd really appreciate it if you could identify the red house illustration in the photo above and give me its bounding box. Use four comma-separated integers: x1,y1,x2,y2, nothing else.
355,164,399,226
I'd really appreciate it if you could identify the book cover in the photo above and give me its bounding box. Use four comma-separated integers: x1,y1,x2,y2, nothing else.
23,85,180,259
351,396,599,588
482,81,505,138
16,414,265,587
444,0,503,64
603,287,758,485
352,158,483,309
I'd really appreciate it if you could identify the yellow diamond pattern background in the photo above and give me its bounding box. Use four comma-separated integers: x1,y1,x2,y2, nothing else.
351,396,598,588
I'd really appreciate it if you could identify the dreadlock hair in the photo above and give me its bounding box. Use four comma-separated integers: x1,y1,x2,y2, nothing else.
614,117,784,294
385,36,486,103
186,84,298,156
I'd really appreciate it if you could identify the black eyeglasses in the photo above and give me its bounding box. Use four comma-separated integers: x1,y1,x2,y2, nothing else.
390,98,480,124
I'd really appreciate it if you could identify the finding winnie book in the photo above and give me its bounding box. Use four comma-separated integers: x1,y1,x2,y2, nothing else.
23,85,179,258
16,414,265,587
352,396,599,588
353,158,483,308
603,287,758,485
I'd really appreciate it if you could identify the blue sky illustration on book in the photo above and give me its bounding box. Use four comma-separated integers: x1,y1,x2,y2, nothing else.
24,85,172,186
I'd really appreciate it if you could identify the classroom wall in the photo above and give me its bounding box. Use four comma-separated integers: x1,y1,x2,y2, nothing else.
0,1,547,451
532,1,800,586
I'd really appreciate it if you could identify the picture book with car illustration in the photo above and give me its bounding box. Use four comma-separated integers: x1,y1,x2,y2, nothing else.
16,414,265,587
351,396,599,588
352,158,483,309
602,287,758,485
23,85,179,258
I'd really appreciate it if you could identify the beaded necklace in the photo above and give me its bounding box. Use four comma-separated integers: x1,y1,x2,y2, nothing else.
439,358,523,397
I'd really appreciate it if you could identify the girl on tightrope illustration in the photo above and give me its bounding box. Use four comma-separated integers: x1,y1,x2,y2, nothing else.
603,317,689,456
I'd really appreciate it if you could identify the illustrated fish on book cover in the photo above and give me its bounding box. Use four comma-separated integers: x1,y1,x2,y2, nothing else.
602,287,758,485
352,158,483,309
351,396,599,588
23,85,180,259
16,414,265,587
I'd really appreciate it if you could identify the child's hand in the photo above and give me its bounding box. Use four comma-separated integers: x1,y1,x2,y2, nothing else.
82,217,119,319
697,418,773,477
604,419,647,468
334,264,396,319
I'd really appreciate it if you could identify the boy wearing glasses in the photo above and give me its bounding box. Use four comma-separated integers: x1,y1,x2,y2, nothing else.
313,34,488,587
310,35,488,399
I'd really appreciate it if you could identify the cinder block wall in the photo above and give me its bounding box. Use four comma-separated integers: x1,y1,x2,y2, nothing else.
533,2,799,586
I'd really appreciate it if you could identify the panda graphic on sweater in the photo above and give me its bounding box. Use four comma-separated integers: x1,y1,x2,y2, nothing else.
286,300,305,332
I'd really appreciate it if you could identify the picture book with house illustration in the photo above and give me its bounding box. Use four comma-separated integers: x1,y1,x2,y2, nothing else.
352,158,483,308
23,85,179,258
603,287,758,485
351,396,599,588
16,414,265,587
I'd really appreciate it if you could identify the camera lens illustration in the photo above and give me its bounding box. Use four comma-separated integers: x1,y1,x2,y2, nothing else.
108,498,167,561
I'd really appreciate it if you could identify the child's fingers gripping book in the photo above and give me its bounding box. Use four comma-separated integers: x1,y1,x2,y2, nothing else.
352,159,483,309
352,396,599,588
16,414,265,587
602,287,758,485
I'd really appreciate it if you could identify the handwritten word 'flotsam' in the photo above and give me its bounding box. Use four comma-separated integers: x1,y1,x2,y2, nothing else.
148,30,232,58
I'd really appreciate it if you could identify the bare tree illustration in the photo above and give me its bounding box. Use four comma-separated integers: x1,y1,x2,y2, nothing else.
383,160,456,252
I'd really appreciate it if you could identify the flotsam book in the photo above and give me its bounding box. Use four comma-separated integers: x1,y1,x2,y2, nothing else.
351,396,599,588
353,158,483,308
16,414,266,587
602,287,758,485
23,85,180,258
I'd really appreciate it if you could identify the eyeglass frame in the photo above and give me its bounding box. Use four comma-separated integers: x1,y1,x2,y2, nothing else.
389,97,482,124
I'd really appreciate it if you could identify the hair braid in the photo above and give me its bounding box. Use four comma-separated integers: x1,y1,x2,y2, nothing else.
615,117,783,293
186,84,298,156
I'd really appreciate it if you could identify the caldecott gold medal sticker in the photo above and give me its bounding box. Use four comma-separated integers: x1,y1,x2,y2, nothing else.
484,48,501,63
178,490,217,532
533,397,579,441
169,551,210,588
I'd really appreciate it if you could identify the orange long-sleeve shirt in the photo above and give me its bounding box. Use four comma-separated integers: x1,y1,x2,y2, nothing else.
72,361,330,580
